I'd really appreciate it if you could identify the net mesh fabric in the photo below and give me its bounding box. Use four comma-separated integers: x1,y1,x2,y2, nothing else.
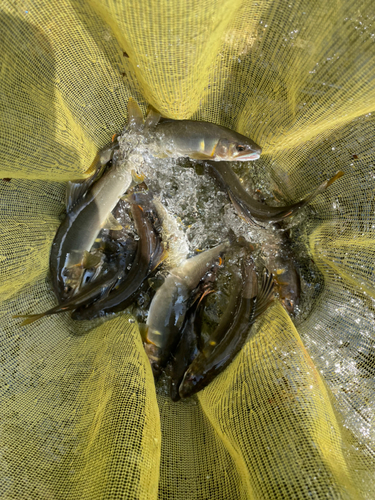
1,0,374,498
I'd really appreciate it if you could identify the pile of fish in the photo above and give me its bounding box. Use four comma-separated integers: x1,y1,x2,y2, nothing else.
15,99,344,400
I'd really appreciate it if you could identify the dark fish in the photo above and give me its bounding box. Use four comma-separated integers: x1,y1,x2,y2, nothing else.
169,307,201,401
179,262,274,399
13,241,136,325
269,224,301,316
205,161,344,223
71,191,165,320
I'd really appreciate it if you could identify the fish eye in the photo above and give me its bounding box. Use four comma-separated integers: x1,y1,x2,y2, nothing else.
236,145,246,152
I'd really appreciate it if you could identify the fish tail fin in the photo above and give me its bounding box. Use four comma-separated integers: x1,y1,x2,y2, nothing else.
150,240,169,271
326,170,344,187
13,312,46,326
127,97,144,130
254,268,274,319
144,105,162,129
304,170,344,202
282,170,345,220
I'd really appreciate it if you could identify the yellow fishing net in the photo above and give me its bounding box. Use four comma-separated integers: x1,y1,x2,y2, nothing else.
1,0,374,498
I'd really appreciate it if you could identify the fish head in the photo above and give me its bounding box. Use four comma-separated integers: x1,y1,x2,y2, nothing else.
213,126,262,161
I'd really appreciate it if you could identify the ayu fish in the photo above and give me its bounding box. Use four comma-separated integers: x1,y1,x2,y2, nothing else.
128,100,262,162
153,121,261,161
50,101,151,303
205,161,344,223
179,262,274,399
266,224,301,316
14,240,137,325
143,242,230,378
168,264,219,402
71,191,165,320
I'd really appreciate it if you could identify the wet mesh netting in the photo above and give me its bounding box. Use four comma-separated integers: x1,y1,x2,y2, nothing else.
1,0,375,498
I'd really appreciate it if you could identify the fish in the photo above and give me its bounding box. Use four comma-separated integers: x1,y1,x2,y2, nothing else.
71,191,166,321
205,161,344,223
126,100,261,161
13,240,137,325
267,224,301,316
143,241,230,379
168,264,220,402
168,291,207,402
65,138,120,213
50,100,145,303
153,120,262,161
152,197,190,269
179,262,274,399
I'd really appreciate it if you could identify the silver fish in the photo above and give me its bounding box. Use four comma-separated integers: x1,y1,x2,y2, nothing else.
143,242,230,378
50,101,149,302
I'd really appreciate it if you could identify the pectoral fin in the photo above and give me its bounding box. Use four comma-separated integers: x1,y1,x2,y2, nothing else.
254,268,275,319
101,213,123,231
138,323,156,345
188,152,215,160
82,251,102,269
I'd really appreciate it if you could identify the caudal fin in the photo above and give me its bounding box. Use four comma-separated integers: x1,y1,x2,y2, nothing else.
127,98,144,131
144,105,162,129
280,170,345,220
13,313,47,326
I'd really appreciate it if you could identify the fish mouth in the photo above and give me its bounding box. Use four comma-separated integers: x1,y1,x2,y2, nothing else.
237,152,261,161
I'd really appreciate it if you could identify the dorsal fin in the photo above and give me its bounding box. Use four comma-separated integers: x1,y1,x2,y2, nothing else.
66,180,91,213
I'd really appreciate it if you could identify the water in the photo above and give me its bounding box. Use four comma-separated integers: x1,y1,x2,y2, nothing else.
112,125,324,328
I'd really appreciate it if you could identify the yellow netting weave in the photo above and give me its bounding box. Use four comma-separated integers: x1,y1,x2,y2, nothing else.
1,0,374,498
